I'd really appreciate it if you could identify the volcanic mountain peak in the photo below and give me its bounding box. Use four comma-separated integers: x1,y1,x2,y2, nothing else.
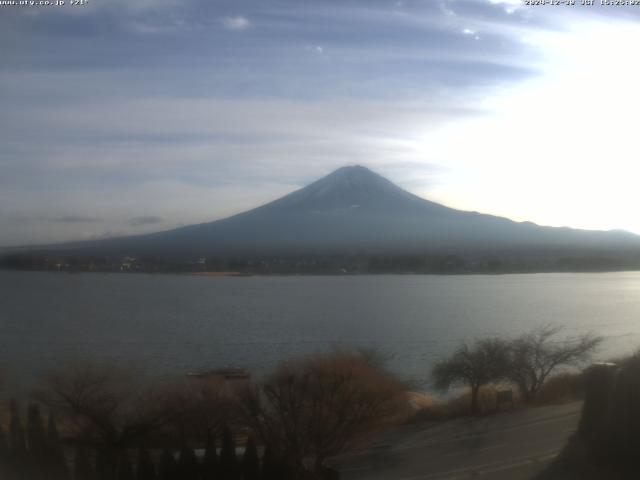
259,165,437,214
307,165,407,197
9,164,640,262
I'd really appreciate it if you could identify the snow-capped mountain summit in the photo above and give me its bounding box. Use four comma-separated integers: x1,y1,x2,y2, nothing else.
16,165,640,257
251,165,446,214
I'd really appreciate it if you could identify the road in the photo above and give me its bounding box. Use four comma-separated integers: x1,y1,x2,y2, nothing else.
332,402,582,480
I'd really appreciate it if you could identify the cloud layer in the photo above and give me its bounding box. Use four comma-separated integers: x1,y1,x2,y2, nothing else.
1,0,640,246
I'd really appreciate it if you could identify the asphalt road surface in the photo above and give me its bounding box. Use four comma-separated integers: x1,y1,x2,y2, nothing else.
333,402,582,480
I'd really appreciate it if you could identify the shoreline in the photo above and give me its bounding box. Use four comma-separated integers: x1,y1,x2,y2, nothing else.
3,268,640,277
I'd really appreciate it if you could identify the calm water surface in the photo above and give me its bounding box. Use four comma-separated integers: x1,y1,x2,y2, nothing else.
1,270,640,391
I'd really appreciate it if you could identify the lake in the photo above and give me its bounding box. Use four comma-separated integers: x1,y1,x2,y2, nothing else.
1,270,640,392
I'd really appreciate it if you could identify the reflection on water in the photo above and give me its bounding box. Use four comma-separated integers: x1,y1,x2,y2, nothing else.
1,270,640,392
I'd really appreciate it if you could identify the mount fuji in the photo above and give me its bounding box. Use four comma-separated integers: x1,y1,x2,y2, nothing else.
10,165,640,259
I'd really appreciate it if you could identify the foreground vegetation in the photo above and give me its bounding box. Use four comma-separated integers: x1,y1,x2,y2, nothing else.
537,351,640,479
0,328,608,479
431,326,601,414
0,351,406,480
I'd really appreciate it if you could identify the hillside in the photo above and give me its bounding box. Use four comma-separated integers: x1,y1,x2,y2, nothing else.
4,166,640,270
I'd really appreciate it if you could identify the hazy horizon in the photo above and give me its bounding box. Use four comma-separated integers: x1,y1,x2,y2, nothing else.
4,164,640,250
3,1,640,247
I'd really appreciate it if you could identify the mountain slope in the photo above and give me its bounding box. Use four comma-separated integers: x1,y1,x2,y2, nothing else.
14,165,640,258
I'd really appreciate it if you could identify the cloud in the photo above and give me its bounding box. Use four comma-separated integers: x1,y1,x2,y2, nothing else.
128,216,164,226
486,0,523,13
222,16,251,31
3,0,640,245
2,215,99,225
86,230,130,241
54,215,99,223
414,17,640,234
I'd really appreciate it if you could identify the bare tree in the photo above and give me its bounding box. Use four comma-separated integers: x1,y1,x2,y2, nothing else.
164,376,240,446
507,326,602,402
238,350,406,478
432,338,510,414
36,364,178,477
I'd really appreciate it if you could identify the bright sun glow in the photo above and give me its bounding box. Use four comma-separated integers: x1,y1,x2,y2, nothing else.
419,19,640,233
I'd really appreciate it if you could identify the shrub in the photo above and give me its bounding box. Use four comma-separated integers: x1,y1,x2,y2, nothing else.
432,339,510,414
239,349,406,477
535,372,586,404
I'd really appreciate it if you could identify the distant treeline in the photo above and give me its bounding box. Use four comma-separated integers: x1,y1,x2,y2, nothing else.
2,251,640,274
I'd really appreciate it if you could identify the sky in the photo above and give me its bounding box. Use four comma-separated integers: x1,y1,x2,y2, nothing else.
2,0,640,246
